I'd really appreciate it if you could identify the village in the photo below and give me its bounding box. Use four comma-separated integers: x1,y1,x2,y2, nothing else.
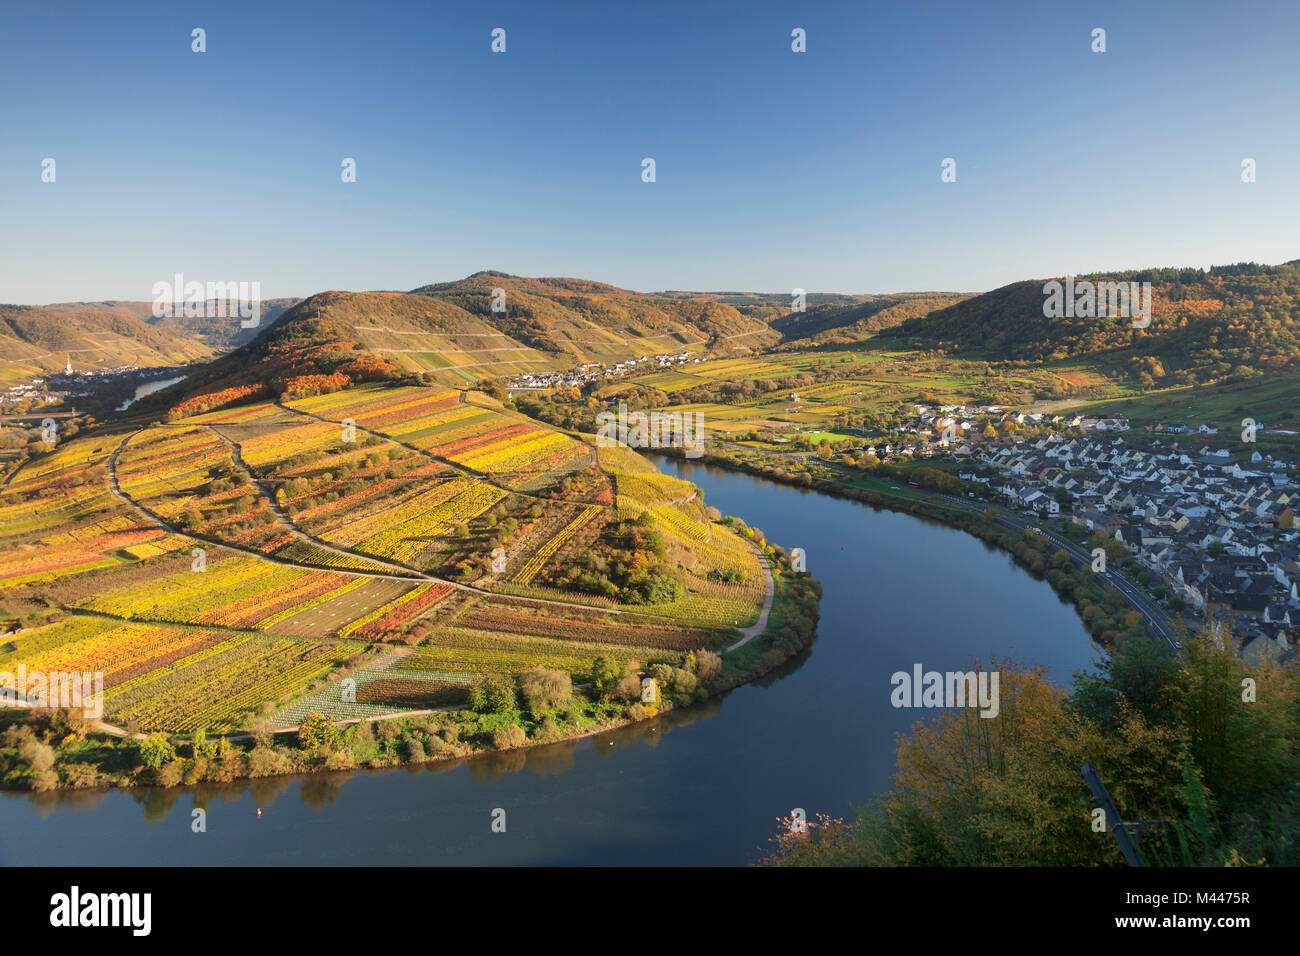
861,403,1299,667
506,350,697,392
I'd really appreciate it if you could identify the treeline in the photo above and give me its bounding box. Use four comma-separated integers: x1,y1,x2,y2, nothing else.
764,625,1300,865
880,262,1300,388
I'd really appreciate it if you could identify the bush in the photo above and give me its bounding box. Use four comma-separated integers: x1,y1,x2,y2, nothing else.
60,762,98,789
297,712,339,751
671,668,698,696
520,668,572,715
468,675,519,715
615,674,643,701
155,760,184,787
19,739,55,774
138,733,175,770
190,729,218,761
589,656,627,701
247,746,291,778
492,725,528,749
695,650,722,681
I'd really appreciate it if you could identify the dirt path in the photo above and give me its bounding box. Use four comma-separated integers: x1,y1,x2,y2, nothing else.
202,425,426,579
726,543,775,652
102,433,685,621
105,432,426,583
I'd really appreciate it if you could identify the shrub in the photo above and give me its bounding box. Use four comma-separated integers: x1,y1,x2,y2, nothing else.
190,729,218,761
247,746,291,778
155,760,184,787
520,668,572,715
468,676,518,715
60,762,98,789
19,739,55,774
615,674,643,701
695,650,723,681
671,668,698,696
138,733,175,770
297,712,339,751
322,750,353,770
492,725,528,749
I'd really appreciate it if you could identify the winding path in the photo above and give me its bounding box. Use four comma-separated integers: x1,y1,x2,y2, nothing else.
726,545,776,652
104,431,770,632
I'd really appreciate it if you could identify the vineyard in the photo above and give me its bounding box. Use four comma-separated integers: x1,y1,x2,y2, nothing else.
0,380,767,734
510,505,602,584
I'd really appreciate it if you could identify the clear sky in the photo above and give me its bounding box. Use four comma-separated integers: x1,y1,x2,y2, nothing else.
2,0,1297,303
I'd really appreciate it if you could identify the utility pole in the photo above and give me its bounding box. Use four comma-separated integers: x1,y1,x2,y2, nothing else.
1081,762,1146,867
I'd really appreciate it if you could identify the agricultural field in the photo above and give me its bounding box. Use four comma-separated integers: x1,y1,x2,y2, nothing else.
286,384,593,491
0,381,765,735
609,346,1130,439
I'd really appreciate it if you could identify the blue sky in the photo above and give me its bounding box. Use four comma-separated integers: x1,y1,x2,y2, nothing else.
2,0,1297,302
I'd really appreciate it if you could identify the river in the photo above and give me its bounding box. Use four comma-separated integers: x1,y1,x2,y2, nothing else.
116,375,188,411
0,456,1101,865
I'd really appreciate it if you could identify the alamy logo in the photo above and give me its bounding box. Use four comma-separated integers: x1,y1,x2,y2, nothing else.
151,273,262,328
890,664,1000,718
1043,276,1151,329
50,886,151,936
595,402,704,458
0,664,103,718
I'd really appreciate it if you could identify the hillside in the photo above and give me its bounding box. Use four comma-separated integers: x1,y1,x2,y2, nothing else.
772,293,971,344
43,299,300,350
0,304,215,387
879,261,1300,388
410,272,779,358
152,273,784,409
0,380,780,739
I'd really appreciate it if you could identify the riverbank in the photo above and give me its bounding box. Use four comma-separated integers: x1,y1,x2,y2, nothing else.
0,449,1101,864
654,443,1173,656
0,555,820,793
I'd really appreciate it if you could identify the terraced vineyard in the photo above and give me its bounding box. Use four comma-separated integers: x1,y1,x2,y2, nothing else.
0,381,768,735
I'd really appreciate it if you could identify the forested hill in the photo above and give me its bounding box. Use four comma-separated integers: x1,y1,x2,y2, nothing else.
143,273,783,413
409,271,779,355
772,293,971,343
878,261,1300,386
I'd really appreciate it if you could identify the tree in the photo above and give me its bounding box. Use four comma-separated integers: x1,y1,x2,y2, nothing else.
139,732,175,770
297,712,339,751
468,675,518,714
615,674,643,701
589,656,627,701
191,728,218,760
